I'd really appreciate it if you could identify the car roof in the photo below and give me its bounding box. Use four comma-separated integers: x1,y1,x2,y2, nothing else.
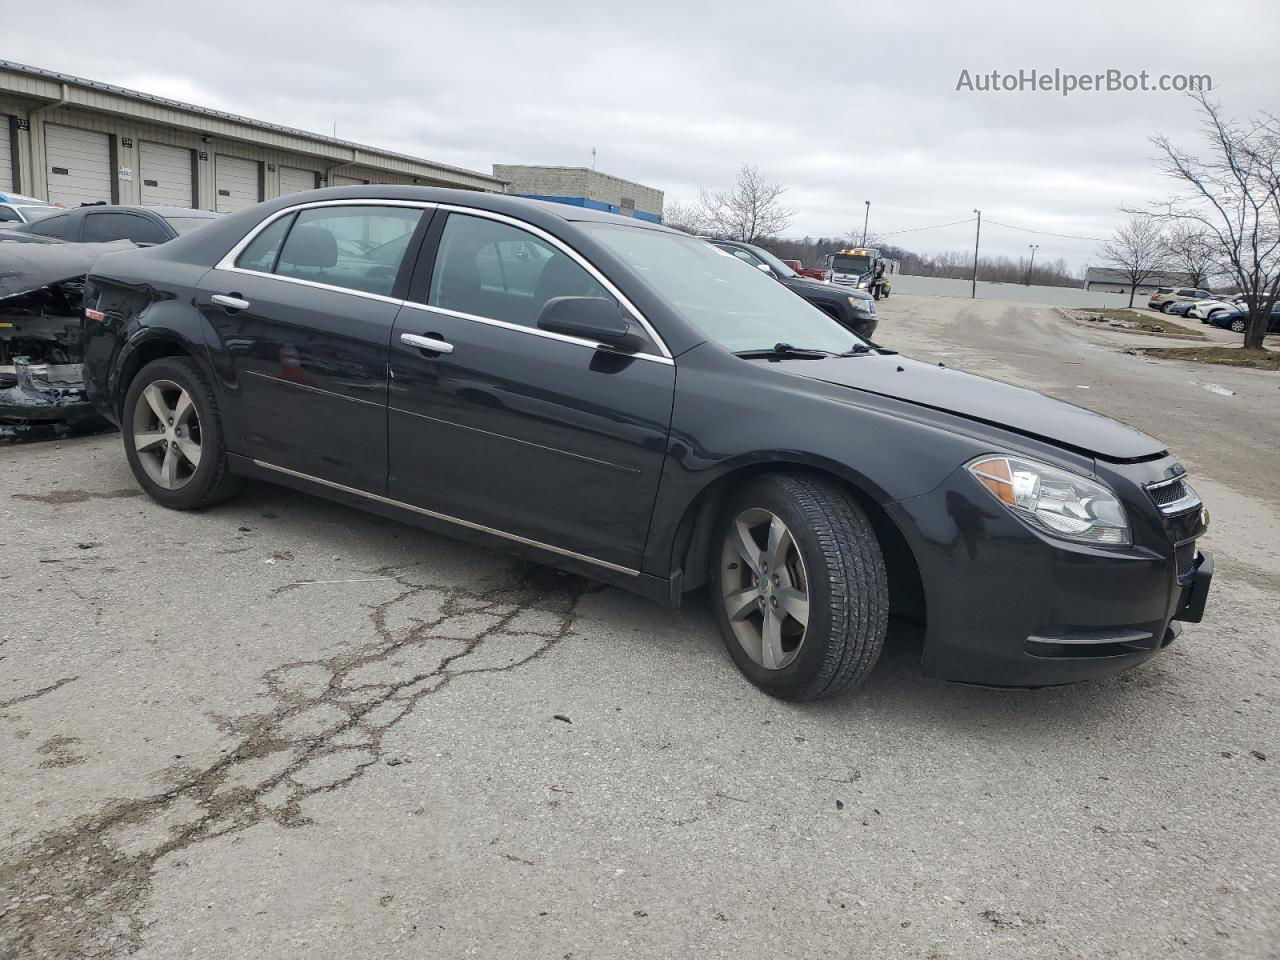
64,204,215,218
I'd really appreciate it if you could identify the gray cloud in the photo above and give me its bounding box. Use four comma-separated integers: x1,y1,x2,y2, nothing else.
11,0,1278,267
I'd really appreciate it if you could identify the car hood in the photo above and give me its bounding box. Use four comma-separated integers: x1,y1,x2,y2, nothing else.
0,241,131,300
778,353,1167,460
784,275,873,303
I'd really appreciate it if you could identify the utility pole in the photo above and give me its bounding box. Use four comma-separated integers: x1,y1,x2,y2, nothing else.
860,200,870,245
1026,243,1039,285
971,209,982,298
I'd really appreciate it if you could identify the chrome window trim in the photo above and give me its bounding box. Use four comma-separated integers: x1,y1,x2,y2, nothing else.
215,198,438,273
211,198,677,365
399,301,673,365
433,203,673,359
250,458,640,577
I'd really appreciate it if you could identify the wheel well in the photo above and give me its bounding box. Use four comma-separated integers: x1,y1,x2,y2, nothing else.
116,339,194,419
675,464,926,624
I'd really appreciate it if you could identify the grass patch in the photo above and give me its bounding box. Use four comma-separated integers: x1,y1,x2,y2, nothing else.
1136,347,1280,370
1063,307,1208,340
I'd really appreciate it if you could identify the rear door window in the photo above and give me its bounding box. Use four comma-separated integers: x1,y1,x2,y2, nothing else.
83,212,169,245
272,206,422,297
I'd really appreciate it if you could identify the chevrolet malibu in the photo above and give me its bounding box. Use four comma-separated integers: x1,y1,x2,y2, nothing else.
82,187,1213,700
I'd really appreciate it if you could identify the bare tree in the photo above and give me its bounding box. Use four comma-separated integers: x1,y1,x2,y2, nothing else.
1162,223,1219,289
1140,93,1280,349
698,164,794,243
841,230,883,249
1097,215,1167,308
661,199,707,235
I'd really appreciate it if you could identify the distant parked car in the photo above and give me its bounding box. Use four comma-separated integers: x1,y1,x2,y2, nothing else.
1186,298,1245,322
9,205,219,245
778,258,827,281
707,238,878,338
1207,304,1280,335
1165,301,1199,317
0,192,62,227
1148,287,1212,312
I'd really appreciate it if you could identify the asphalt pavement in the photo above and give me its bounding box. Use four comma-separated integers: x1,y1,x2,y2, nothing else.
1,294,1276,959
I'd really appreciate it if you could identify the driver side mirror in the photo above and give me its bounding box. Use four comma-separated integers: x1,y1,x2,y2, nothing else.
537,296,646,352
756,262,777,278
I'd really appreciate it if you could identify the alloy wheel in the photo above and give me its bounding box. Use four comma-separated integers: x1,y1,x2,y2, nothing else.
132,379,202,490
719,507,810,670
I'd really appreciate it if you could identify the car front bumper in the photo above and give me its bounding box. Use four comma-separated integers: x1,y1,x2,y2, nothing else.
0,361,106,440
887,471,1213,687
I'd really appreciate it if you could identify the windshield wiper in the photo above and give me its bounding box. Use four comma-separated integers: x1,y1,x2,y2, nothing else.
734,342,835,360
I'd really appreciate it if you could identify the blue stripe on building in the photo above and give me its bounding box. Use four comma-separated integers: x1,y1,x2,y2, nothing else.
516,194,662,223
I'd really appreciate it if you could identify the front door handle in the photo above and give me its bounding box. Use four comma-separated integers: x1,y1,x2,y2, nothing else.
400,333,454,354
211,294,251,311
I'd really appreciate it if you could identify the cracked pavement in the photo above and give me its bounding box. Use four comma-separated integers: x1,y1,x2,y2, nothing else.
2,296,1278,958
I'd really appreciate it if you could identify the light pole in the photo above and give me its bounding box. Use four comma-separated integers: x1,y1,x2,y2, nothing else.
861,200,870,245
971,209,982,299
1026,243,1039,286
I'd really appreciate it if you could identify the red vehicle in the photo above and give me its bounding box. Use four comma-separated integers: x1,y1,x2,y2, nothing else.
780,258,827,281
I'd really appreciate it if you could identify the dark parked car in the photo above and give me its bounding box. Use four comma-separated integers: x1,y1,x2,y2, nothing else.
1208,303,1280,334
83,187,1212,700
10,204,218,246
706,238,879,339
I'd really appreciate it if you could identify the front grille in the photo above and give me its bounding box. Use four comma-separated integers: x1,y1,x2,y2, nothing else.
1146,475,1199,514
1176,541,1196,578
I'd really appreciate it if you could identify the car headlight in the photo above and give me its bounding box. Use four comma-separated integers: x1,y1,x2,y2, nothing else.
967,455,1131,546
848,296,874,312
856,281,868,289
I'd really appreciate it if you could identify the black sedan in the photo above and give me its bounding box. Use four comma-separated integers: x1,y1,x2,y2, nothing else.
707,238,879,339
82,187,1211,699
10,204,218,246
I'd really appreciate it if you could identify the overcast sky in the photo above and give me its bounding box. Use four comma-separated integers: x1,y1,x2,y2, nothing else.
10,0,1279,269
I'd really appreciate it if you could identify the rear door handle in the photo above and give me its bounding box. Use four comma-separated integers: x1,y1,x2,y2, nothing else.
400,333,454,354
211,294,251,311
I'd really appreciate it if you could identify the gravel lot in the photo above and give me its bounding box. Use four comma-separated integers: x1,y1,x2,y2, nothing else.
2,294,1277,959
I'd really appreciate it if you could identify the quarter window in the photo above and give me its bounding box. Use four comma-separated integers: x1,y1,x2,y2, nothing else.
427,213,615,329
29,214,68,238
239,206,422,297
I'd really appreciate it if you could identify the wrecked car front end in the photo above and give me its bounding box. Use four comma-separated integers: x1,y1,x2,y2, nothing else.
1,244,116,440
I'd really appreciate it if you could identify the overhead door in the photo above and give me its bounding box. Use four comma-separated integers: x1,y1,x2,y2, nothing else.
0,115,13,193
45,124,112,207
214,155,261,213
331,173,367,187
279,166,318,196
139,142,194,207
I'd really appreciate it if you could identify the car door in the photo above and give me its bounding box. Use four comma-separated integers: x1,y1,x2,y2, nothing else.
200,201,430,493
387,209,675,573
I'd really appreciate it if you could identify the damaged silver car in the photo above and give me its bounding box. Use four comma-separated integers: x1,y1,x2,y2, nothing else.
0,241,123,440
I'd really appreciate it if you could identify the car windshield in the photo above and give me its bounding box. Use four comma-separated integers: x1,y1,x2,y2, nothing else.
744,245,798,278
164,216,218,235
584,224,867,354
832,255,873,275
17,206,61,222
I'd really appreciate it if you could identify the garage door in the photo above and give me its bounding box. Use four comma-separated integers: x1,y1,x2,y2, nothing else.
139,142,194,207
279,166,318,196
331,173,367,187
0,116,13,193
214,155,261,213
45,124,112,207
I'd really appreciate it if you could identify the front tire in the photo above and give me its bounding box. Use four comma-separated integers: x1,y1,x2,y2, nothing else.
1161,303,1175,314
122,356,241,510
710,473,888,701
1230,318,1247,333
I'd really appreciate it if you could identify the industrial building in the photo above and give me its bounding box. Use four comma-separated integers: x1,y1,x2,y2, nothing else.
1083,266,1193,296
493,164,663,222
0,60,504,213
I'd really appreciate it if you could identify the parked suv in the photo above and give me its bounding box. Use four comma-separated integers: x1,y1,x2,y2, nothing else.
83,187,1211,701
706,238,878,339
10,204,218,245
1148,287,1212,312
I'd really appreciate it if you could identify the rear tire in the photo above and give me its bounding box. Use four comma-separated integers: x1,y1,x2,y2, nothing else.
1230,318,1247,333
709,473,888,701
1161,303,1175,313
122,356,241,510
